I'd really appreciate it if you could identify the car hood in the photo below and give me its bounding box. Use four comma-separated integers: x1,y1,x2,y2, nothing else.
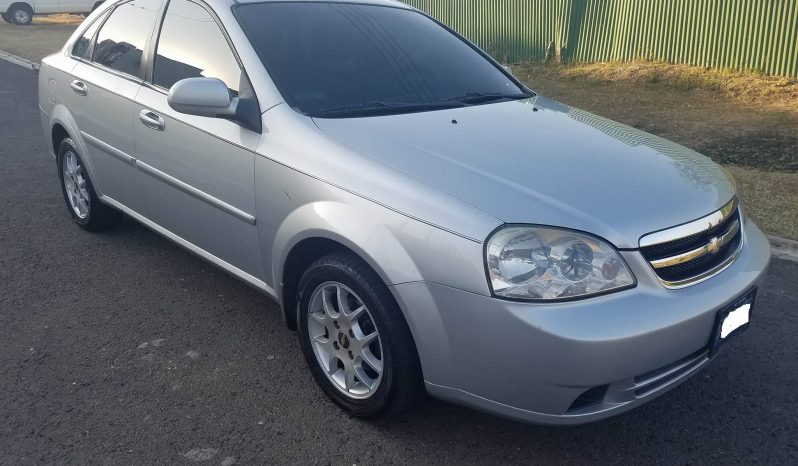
312,96,735,248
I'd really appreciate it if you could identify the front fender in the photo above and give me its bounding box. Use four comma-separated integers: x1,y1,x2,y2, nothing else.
266,193,496,387
272,200,424,305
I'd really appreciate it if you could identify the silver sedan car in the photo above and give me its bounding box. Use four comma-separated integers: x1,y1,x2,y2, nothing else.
39,0,770,424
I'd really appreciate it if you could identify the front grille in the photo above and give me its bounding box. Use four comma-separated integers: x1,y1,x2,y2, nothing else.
640,210,739,260
641,201,743,287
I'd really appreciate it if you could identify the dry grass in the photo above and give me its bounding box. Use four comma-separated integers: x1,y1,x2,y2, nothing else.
555,60,798,110
32,14,85,26
725,166,798,241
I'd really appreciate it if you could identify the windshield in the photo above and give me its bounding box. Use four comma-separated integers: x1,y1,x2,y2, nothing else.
234,2,529,118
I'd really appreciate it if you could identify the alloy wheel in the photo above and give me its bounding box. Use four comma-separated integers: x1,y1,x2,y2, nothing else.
62,151,90,219
307,282,384,399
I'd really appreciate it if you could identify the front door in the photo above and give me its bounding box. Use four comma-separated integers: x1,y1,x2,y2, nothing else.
133,0,265,281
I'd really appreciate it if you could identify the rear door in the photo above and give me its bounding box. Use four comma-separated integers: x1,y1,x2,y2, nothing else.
66,0,163,216
133,0,265,281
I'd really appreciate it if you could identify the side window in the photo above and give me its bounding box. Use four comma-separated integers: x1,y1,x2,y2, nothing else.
153,0,240,93
72,11,109,59
92,0,161,77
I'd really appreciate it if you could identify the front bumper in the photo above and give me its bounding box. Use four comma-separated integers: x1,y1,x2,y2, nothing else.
390,221,771,425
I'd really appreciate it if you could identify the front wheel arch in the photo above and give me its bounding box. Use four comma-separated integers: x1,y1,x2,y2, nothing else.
281,237,367,331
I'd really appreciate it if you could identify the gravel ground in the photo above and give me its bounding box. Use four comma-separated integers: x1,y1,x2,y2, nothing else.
1,58,798,465
0,14,82,63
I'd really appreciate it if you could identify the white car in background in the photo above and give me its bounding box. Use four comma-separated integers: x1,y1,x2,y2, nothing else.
1,0,103,25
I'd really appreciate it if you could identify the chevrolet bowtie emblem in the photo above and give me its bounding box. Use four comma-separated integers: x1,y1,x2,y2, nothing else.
707,237,721,255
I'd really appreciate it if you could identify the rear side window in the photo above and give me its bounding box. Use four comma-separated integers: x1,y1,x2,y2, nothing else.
92,0,161,77
153,0,240,92
72,11,109,59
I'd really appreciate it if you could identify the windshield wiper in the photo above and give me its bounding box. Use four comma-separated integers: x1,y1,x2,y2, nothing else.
310,101,465,118
441,92,533,105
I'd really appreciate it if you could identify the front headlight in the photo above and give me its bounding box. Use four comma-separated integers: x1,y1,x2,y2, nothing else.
485,226,635,301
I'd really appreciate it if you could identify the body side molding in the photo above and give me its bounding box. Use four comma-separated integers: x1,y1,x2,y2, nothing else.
82,131,256,225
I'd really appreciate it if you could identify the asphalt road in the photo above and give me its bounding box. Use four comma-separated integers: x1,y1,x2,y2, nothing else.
1,59,797,465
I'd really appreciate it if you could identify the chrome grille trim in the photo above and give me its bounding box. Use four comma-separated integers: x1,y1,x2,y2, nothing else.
655,241,743,289
639,198,738,248
639,198,744,289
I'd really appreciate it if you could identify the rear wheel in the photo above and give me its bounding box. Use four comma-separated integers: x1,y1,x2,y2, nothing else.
7,3,33,25
297,253,424,419
57,138,122,230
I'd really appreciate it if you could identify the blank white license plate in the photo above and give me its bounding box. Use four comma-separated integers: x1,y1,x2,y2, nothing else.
720,303,751,339
711,290,755,354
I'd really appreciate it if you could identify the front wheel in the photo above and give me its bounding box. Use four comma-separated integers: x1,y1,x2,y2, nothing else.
297,253,424,419
57,138,121,230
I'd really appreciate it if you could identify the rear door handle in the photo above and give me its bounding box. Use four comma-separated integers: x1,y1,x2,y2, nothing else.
139,109,165,131
70,80,88,96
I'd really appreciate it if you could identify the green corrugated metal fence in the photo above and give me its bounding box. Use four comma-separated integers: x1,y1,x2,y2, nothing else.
402,0,798,77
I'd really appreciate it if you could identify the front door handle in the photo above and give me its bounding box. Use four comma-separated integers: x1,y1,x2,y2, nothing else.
139,109,165,131
70,80,88,96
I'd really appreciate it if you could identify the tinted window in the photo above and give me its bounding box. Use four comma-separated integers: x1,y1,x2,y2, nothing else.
235,3,525,116
72,11,108,59
93,0,161,77
153,0,240,92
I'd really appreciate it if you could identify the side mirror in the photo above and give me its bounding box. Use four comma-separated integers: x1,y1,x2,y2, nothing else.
167,77,238,118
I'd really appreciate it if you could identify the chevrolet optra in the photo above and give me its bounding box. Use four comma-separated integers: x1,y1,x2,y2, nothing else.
38,0,770,424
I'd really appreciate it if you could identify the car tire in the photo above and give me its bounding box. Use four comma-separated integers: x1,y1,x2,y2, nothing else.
297,252,424,419
7,3,33,25
57,138,122,231
1,12,13,23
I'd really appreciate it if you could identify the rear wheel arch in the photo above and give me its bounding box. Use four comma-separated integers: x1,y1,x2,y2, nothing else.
56,137,122,230
51,123,70,156
47,106,87,162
